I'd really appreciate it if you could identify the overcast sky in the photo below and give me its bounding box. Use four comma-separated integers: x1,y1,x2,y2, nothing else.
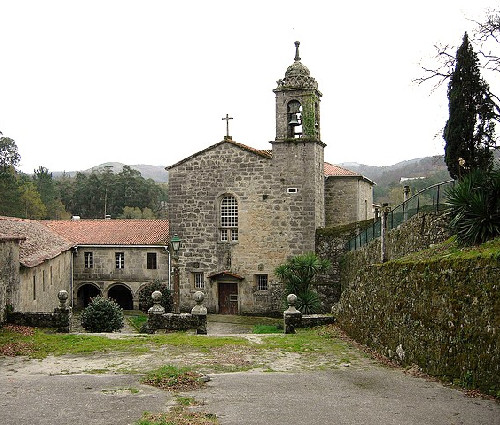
1,0,498,174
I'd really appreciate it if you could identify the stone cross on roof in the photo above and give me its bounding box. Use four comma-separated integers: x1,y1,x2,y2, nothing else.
222,113,233,140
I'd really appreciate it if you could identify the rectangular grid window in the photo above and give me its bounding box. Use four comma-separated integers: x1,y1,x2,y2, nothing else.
84,252,93,268
147,252,157,269
221,196,238,227
115,252,125,269
220,196,238,242
256,274,268,291
194,272,205,289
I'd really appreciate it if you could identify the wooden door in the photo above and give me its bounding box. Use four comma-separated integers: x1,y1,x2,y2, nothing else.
218,283,238,314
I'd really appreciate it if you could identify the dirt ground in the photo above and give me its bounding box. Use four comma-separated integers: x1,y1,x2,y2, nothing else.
1,316,499,425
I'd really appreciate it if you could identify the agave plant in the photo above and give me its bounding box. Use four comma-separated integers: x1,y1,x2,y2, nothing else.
275,253,330,314
446,168,500,246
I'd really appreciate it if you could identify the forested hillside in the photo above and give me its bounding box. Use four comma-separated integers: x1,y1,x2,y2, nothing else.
340,155,452,205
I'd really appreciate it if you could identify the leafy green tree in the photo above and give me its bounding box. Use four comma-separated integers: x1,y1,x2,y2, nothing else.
33,166,70,219
0,168,23,216
0,137,20,170
275,253,330,314
17,176,47,219
443,33,498,179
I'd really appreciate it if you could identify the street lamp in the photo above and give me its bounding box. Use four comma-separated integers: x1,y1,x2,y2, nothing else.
171,234,181,313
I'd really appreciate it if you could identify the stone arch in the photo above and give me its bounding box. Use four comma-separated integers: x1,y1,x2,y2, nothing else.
107,283,134,310
76,282,101,310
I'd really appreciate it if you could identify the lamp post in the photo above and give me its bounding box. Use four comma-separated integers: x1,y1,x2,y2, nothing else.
171,234,181,313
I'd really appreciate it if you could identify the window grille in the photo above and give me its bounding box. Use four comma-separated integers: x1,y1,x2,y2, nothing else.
115,252,125,269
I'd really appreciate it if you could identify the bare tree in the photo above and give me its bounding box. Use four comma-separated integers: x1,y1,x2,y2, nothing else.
414,10,499,90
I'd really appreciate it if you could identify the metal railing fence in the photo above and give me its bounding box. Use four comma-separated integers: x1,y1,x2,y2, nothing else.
346,180,454,251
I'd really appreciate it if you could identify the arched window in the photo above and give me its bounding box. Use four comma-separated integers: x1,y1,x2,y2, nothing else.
220,195,238,242
287,100,302,138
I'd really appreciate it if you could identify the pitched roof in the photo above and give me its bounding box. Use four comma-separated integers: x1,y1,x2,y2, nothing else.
324,162,359,177
43,219,170,245
0,216,74,267
167,139,272,169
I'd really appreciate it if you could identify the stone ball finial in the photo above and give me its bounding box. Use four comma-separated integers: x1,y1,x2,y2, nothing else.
151,290,162,302
287,293,297,306
149,290,165,315
193,291,205,305
58,290,69,308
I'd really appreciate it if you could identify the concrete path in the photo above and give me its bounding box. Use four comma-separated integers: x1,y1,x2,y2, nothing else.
192,369,499,425
1,318,499,425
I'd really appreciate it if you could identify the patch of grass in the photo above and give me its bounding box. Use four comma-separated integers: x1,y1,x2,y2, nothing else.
126,311,149,332
135,409,218,425
393,236,500,264
258,327,352,355
175,396,197,406
252,324,282,334
142,365,206,391
0,327,249,359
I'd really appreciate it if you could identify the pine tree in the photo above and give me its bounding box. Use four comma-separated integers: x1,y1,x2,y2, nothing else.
443,32,497,180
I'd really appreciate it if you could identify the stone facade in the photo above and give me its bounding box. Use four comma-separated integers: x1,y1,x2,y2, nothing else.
325,176,374,226
168,43,374,314
0,237,22,323
73,246,169,309
18,251,72,313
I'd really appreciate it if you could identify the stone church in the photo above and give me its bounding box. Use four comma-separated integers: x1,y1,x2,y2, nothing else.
167,42,374,315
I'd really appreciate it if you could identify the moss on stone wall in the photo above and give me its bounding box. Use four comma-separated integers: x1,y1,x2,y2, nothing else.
336,244,500,395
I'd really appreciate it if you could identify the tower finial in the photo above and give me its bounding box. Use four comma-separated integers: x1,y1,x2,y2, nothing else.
294,41,301,61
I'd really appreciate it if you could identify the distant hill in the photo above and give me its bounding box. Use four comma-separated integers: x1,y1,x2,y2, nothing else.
340,155,450,186
340,155,452,205
53,162,169,182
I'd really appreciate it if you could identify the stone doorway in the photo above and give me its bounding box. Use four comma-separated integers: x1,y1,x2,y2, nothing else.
76,283,101,309
108,284,133,310
218,282,238,314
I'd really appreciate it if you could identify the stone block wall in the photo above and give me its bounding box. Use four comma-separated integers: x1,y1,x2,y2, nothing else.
18,251,72,313
0,238,21,323
314,221,372,311
168,140,325,314
336,256,499,394
324,176,373,227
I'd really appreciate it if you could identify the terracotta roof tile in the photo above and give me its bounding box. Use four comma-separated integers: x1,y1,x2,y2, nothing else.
43,219,170,245
324,162,359,177
0,216,74,267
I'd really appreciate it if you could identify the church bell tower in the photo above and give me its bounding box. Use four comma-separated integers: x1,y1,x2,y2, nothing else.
273,41,322,142
271,41,325,252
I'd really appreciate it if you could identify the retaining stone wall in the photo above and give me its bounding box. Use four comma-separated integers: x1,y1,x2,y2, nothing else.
7,308,72,333
336,257,499,394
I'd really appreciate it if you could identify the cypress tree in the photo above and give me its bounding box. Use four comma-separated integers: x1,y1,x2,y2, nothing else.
443,32,497,180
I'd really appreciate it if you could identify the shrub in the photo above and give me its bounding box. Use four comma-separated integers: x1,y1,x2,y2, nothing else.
80,296,124,332
447,168,500,245
138,280,173,313
275,252,330,314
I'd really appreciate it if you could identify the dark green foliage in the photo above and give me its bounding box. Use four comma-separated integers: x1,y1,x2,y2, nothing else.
0,137,20,170
275,253,330,314
446,168,500,245
443,33,497,180
138,280,173,313
80,296,124,332
56,165,167,218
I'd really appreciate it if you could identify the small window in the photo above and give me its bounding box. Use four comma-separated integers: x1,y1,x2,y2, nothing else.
84,252,93,268
256,274,268,291
287,188,298,194
33,275,36,300
194,272,205,289
147,252,157,269
115,252,125,269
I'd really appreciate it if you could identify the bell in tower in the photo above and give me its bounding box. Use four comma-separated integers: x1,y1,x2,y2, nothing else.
273,41,322,142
